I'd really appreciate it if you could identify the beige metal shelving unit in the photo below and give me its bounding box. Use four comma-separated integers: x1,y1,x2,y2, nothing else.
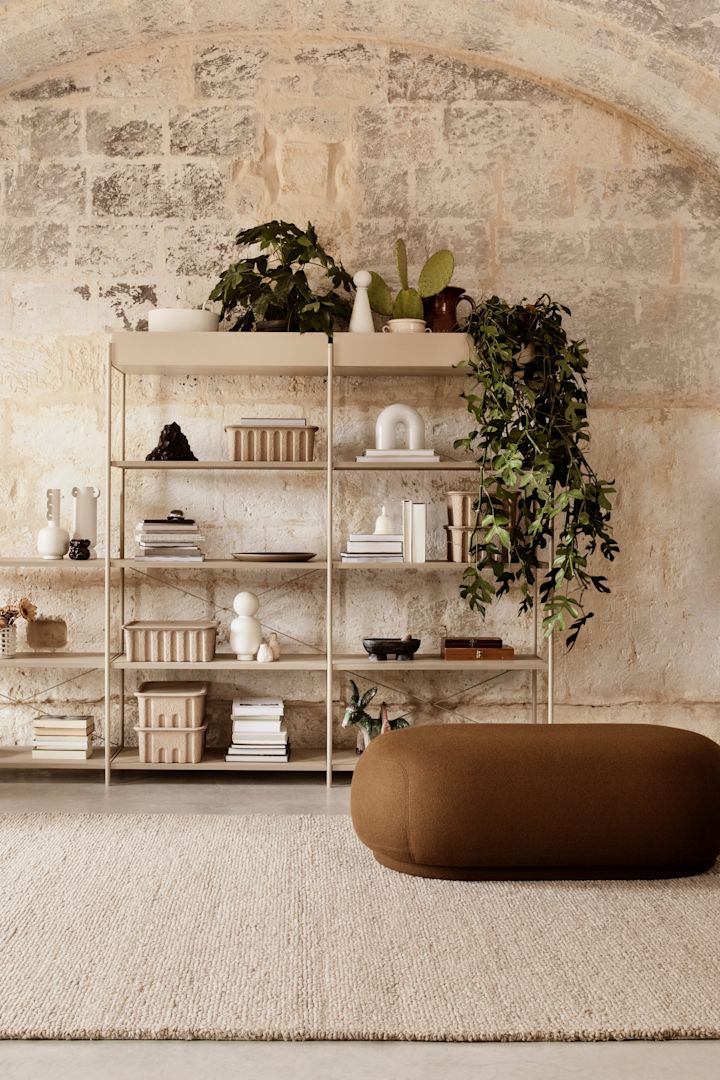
0,331,553,784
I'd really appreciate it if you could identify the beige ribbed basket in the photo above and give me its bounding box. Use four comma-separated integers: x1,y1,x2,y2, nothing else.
123,621,217,663
225,425,318,462
134,724,207,764
135,681,208,729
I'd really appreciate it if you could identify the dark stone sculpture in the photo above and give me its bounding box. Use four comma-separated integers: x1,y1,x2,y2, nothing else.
146,422,197,461
69,539,91,561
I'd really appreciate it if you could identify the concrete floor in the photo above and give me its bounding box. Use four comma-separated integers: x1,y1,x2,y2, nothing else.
1,769,719,1080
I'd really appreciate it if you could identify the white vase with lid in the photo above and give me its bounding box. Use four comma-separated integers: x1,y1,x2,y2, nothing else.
71,485,100,557
37,488,70,560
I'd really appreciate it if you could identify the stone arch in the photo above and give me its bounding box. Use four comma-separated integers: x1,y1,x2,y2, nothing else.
1,1,719,174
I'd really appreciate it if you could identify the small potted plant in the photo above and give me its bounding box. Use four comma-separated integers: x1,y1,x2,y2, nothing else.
367,239,458,327
208,220,353,334
0,597,37,658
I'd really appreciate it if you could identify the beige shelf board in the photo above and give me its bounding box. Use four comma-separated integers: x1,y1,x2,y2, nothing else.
0,652,106,669
115,558,327,570
0,747,109,770
110,331,329,376
332,332,471,375
331,748,359,772
0,558,103,568
334,560,465,571
113,653,327,671
335,460,478,471
333,653,547,671
111,747,329,771
112,460,325,470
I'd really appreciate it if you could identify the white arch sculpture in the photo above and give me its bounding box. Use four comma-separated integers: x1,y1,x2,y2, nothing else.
375,404,426,451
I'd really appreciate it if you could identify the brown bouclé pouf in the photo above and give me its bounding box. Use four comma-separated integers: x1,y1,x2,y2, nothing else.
350,724,720,880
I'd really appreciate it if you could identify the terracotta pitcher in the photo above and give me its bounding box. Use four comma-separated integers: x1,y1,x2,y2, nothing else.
422,286,474,333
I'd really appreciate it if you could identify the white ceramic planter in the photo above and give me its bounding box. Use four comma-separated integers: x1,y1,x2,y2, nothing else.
147,308,220,333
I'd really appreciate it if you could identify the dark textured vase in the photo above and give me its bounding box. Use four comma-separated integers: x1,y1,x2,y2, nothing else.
423,286,474,333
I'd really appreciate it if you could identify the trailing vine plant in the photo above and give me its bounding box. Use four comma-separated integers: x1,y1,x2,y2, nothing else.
454,295,618,648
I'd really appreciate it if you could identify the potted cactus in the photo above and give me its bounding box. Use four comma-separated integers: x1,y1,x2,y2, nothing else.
367,239,455,322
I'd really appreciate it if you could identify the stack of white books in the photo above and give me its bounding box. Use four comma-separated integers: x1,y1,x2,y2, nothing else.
134,517,205,562
402,500,427,563
226,697,289,763
355,448,441,464
31,715,94,760
341,533,404,563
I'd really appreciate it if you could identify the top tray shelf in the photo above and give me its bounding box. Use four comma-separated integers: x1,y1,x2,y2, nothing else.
110,332,471,377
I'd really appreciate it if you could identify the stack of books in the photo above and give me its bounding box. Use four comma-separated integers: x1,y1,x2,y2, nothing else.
402,500,427,563
31,715,94,760
355,448,441,464
225,697,289,763
134,516,205,562
341,533,404,564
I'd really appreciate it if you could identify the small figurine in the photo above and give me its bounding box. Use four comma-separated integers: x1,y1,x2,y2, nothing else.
256,642,274,663
268,632,281,660
342,680,410,754
69,538,91,561
349,270,375,333
230,591,263,660
373,505,393,535
146,422,197,461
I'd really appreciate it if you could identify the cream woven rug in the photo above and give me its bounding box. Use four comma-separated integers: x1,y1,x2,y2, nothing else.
1,813,719,1041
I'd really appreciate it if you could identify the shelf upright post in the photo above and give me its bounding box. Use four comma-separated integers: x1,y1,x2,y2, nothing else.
118,368,126,751
547,528,555,725
325,338,334,787
103,340,113,785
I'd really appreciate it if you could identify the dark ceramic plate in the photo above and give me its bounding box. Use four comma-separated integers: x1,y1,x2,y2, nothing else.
232,553,317,562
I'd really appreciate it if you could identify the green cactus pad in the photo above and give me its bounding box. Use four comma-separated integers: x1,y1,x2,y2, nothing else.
418,249,455,298
393,288,424,319
367,272,394,316
395,238,409,291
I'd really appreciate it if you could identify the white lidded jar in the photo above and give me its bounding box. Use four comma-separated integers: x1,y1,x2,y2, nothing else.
37,488,70,560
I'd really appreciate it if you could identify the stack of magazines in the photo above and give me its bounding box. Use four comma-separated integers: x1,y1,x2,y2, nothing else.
225,697,289,763
134,512,205,562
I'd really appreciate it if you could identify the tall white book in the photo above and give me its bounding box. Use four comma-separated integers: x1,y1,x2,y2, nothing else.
411,502,426,563
402,499,413,563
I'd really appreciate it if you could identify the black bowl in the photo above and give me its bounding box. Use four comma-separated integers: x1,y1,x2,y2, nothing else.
362,637,421,662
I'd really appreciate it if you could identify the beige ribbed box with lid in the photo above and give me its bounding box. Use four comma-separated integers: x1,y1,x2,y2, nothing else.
123,620,217,663
134,681,208,729
224,424,318,462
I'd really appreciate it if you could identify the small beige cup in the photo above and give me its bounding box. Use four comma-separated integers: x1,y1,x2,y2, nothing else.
382,318,431,333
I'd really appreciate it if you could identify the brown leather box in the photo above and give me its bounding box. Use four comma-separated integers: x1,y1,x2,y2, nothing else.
350,724,720,880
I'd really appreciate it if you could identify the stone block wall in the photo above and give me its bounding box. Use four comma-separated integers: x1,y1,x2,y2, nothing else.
0,25,719,749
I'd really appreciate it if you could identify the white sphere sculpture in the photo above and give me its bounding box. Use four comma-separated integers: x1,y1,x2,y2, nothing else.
230,590,263,660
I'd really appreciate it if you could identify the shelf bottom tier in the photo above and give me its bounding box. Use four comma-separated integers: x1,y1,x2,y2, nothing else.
111,747,355,772
0,747,109,769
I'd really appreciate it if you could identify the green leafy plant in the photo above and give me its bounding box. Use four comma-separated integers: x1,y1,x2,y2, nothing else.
454,294,618,648
367,239,455,319
208,220,353,334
